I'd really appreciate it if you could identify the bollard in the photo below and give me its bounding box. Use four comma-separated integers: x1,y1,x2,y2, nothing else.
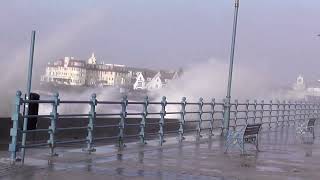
9,91,22,164
48,92,59,156
118,96,128,148
86,93,97,153
197,98,204,139
159,96,167,146
178,97,186,142
139,96,149,144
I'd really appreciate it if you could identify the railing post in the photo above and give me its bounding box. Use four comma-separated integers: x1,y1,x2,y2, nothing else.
119,96,128,148
159,96,167,146
245,100,249,125
298,102,303,123
197,98,204,139
269,100,273,128
178,97,186,142
234,99,238,130
287,101,290,125
48,92,59,156
276,100,280,127
311,103,315,118
307,103,311,119
293,101,297,125
316,103,320,118
139,96,149,145
9,91,22,164
286,101,290,126
303,102,307,121
253,100,257,124
86,93,97,153
209,98,215,136
260,100,264,125
281,100,285,127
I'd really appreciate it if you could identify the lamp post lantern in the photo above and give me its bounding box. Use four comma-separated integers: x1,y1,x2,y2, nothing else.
223,0,240,135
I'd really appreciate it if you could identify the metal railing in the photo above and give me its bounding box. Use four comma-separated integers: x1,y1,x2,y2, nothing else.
8,90,320,163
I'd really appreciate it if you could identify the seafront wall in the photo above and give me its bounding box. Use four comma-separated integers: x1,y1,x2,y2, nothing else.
0,117,180,147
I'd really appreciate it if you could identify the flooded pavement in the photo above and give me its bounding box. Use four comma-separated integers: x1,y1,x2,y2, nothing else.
1,127,320,180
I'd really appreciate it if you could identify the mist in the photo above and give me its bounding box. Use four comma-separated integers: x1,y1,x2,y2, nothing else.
1,0,320,116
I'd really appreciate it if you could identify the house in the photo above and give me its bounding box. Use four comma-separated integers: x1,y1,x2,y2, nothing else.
133,70,158,90
133,70,182,91
146,71,177,90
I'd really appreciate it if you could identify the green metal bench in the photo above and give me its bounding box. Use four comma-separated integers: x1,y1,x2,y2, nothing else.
225,123,262,154
296,118,316,139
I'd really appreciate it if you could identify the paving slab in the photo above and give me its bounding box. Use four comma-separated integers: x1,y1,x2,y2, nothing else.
1,126,320,180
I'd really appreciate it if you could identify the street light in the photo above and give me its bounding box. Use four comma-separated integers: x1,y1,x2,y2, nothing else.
21,30,36,163
223,0,240,135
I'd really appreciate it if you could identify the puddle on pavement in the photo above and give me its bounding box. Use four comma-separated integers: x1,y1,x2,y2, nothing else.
256,166,285,173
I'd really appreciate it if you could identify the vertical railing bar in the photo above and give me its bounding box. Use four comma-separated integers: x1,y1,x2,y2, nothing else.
261,100,264,127
118,96,128,148
268,101,272,128
178,97,186,142
139,96,148,145
196,98,204,139
48,93,59,156
282,100,286,127
85,93,96,153
276,100,280,127
234,100,238,130
9,91,22,164
253,100,257,124
159,96,167,146
245,100,249,125
209,98,215,136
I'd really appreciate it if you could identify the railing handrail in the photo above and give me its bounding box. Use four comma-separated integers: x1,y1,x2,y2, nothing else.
8,90,320,164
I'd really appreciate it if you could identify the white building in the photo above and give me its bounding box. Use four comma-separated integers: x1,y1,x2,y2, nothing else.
293,75,306,91
41,53,128,87
41,57,87,86
291,75,320,101
133,70,180,90
133,71,157,90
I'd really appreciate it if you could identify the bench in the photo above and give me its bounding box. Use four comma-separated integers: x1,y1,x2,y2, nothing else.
296,118,316,139
225,123,262,154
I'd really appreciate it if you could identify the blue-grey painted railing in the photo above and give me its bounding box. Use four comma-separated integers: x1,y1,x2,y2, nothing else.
8,90,320,164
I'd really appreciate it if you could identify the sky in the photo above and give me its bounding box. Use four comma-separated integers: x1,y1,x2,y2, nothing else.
0,0,320,100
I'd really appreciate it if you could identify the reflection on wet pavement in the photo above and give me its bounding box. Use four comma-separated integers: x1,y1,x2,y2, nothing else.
1,126,320,180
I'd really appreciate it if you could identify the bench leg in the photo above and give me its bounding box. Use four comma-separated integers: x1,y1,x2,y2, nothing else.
312,129,315,139
240,138,244,154
256,136,260,152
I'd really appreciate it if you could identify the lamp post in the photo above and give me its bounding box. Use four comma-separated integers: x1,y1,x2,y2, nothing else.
223,0,240,135
21,30,36,163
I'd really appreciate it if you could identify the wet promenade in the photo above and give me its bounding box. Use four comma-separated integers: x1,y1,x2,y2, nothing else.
1,126,320,180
